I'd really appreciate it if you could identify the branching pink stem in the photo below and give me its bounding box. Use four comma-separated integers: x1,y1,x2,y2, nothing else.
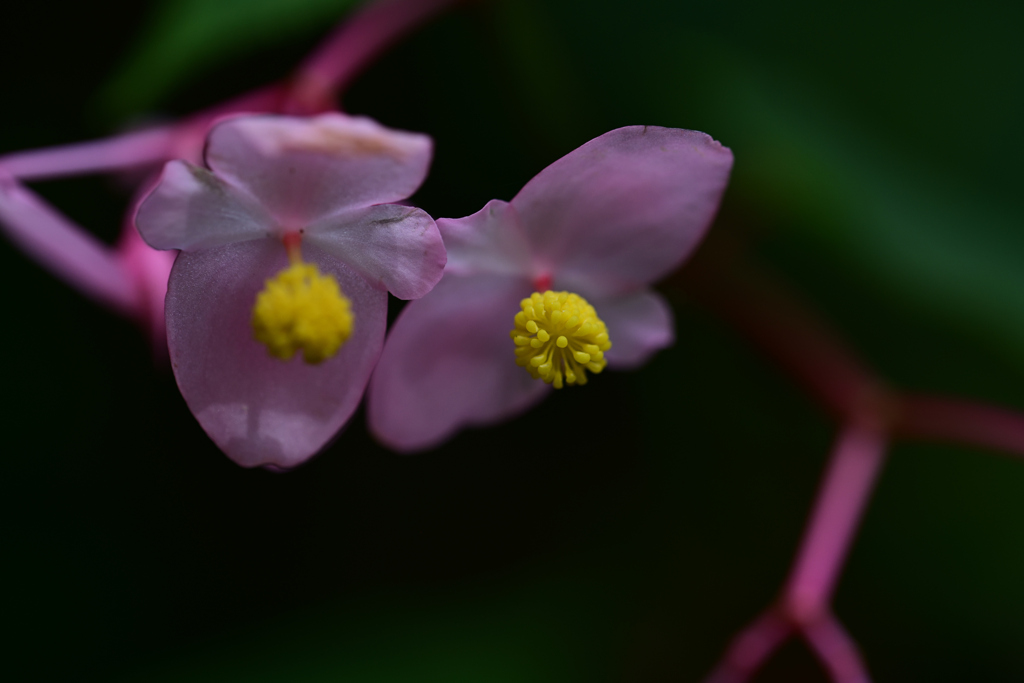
289,0,464,113
701,425,884,682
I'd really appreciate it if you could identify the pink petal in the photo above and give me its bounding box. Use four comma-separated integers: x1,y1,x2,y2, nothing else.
0,173,138,315
204,113,432,226
590,288,675,368
368,273,549,452
135,160,276,252
436,199,535,279
511,126,733,297
166,238,387,468
306,203,445,300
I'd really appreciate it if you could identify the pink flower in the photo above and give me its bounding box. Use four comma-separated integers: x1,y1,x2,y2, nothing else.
368,126,733,451
135,112,446,468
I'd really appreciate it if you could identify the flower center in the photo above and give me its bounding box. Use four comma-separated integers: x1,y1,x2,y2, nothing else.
251,236,353,364
511,291,611,389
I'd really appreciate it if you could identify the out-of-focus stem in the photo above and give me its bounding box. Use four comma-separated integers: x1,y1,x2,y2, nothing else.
784,424,887,618
0,173,138,315
703,610,792,683
898,395,1024,459
0,84,287,181
289,0,464,113
804,615,872,683
701,425,883,683
0,128,175,181
679,236,890,422
0,0,454,180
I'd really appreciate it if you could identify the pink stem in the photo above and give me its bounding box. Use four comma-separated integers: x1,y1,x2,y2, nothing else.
701,425,886,683
0,128,176,181
0,172,138,315
898,395,1024,459
0,84,286,181
289,0,464,112
0,0,451,180
703,609,793,683
784,424,887,618
803,614,872,683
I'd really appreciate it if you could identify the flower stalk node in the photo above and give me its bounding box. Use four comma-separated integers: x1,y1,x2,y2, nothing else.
511,290,610,388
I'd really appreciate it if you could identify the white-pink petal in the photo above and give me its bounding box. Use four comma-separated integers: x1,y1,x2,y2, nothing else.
166,239,387,468
368,273,549,452
437,199,535,279
135,160,276,252
590,288,675,369
306,203,445,300
512,126,733,298
204,113,433,227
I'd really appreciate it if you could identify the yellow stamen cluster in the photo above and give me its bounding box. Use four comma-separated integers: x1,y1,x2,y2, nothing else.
511,291,611,389
252,262,354,364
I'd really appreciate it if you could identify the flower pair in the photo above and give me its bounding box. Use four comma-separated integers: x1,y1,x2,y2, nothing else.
136,114,732,467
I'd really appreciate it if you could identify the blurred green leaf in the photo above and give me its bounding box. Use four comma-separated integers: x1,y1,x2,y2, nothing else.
122,570,628,683
97,0,361,120
689,54,1024,377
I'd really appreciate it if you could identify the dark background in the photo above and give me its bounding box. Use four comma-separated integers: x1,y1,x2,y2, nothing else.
3,1,1024,680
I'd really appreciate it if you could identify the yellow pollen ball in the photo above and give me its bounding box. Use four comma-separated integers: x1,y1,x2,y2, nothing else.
252,262,354,364
510,291,612,389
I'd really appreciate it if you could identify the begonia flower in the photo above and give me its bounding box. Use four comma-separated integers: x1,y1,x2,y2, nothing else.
368,125,732,451
135,112,446,468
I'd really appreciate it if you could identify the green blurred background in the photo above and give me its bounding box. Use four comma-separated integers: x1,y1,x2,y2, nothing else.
3,0,1024,680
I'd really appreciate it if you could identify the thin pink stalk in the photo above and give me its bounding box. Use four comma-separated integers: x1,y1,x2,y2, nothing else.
0,0,457,180
898,394,1024,459
784,424,887,617
0,172,138,315
0,128,176,181
701,424,886,683
289,0,464,113
0,84,286,182
703,609,792,683
803,614,872,683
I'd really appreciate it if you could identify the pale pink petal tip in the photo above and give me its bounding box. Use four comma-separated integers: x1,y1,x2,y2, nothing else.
204,112,433,225
307,203,445,300
437,199,534,279
135,160,275,252
593,289,675,368
513,125,733,298
369,274,549,452
166,240,387,468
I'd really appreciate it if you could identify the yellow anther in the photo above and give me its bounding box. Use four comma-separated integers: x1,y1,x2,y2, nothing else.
252,261,354,364
510,291,612,389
